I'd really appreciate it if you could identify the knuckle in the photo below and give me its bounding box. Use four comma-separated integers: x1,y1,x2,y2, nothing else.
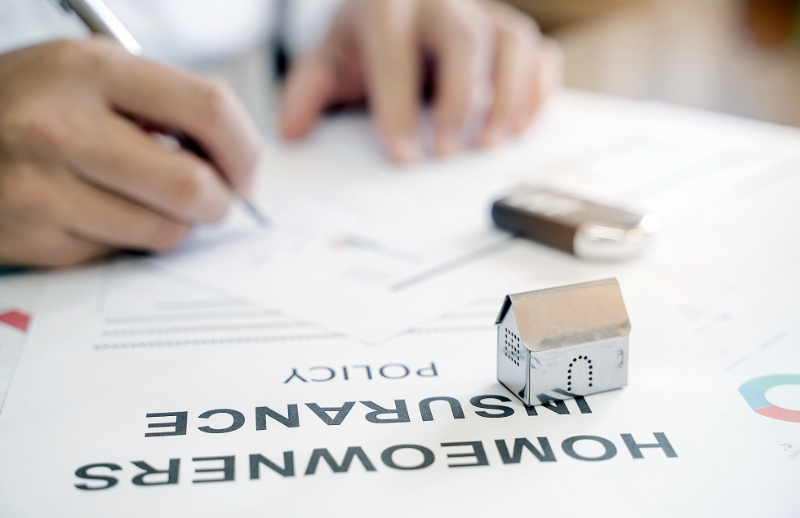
148,220,190,252
0,104,27,151
47,246,105,267
1,101,80,155
30,111,76,154
499,21,530,48
193,79,236,130
449,5,493,50
355,0,394,23
0,164,23,203
0,101,43,151
46,39,111,74
0,164,54,217
0,234,42,267
454,21,485,53
488,1,540,34
517,16,540,37
6,230,92,268
47,40,83,64
43,40,82,67
204,198,230,223
45,250,89,268
0,48,103,155
486,3,540,49
167,164,210,211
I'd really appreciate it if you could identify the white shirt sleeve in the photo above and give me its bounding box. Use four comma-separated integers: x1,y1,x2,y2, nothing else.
284,0,348,56
0,0,345,67
0,0,87,55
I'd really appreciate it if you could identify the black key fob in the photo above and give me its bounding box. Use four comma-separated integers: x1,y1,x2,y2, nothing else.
492,188,658,260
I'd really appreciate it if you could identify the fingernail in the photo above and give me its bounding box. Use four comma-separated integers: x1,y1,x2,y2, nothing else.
390,135,421,164
511,117,529,135
481,124,503,147
237,176,255,197
435,130,461,157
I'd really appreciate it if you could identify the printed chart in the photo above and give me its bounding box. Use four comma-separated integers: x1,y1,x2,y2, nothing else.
727,328,800,462
739,375,800,423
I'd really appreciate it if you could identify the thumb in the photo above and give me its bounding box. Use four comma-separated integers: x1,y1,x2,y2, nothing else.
279,52,337,140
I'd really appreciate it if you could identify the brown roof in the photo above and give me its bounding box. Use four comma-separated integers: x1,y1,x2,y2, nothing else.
495,278,630,351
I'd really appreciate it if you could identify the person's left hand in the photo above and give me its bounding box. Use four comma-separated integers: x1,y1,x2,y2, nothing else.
279,0,561,163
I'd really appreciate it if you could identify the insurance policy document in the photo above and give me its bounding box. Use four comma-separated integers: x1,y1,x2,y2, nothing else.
0,260,797,517
2,90,799,515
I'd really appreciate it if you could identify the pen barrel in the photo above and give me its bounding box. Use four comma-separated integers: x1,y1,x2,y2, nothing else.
65,0,144,55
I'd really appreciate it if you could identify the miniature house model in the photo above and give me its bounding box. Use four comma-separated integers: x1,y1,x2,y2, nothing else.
496,278,630,407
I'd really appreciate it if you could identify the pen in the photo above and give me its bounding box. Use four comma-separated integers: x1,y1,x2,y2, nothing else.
57,0,270,229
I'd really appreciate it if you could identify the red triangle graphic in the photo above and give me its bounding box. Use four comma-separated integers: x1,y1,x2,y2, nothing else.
0,310,30,332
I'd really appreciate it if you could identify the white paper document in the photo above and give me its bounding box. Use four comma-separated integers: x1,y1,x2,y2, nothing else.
0,273,41,409
2,90,799,515
151,91,800,344
725,324,800,464
0,263,797,517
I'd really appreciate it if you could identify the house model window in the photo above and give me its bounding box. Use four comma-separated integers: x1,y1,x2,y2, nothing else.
496,278,630,407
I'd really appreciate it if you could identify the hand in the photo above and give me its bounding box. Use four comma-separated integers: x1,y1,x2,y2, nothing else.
280,0,561,163
0,39,261,267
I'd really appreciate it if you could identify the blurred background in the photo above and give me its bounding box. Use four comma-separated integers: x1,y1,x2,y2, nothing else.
509,0,800,127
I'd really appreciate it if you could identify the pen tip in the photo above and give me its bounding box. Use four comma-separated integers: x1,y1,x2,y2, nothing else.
243,199,271,229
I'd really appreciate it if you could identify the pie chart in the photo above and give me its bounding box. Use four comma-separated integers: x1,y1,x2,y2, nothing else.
738,374,800,423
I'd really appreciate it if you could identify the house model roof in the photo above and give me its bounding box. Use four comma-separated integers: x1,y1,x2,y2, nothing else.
495,278,630,352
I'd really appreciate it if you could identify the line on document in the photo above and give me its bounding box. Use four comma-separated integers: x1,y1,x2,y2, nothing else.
401,325,496,334
144,262,320,331
622,146,739,200
719,333,787,372
155,298,254,311
102,321,313,337
391,236,518,292
105,310,283,325
692,313,732,333
758,332,787,350
146,261,260,303
465,296,506,306
332,235,421,264
622,147,800,201
723,354,751,373
93,333,346,350
437,311,499,320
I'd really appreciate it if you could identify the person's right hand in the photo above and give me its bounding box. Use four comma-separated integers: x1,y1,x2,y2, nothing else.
0,38,261,267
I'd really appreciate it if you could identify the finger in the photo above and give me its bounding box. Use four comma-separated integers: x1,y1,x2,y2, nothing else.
422,3,494,156
280,51,337,140
355,1,421,163
521,37,563,128
102,50,261,196
47,167,191,253
480,19,539,146
65,113,233,224
0,219,111,267
280,27,368,141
